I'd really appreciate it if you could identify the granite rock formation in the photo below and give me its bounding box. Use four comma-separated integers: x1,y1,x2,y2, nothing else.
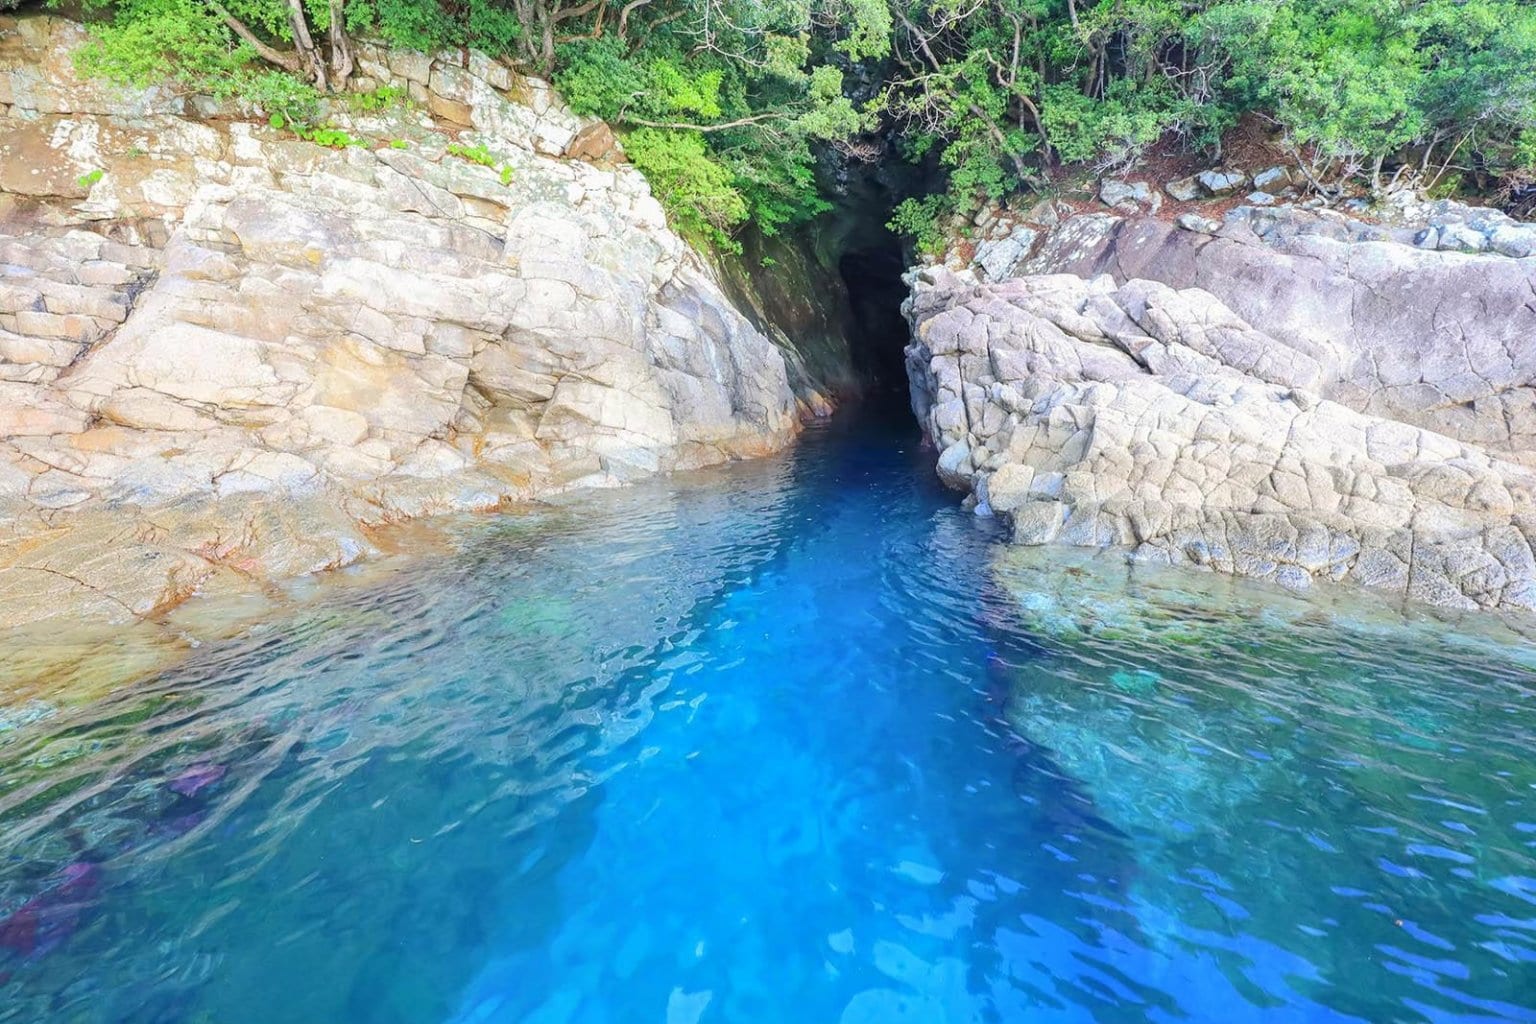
907,202,1536,612
0,16,803,624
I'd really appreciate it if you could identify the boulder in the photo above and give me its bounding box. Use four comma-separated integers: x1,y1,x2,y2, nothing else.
1099,178,1159,211
563,122,625,164
981,462,1035,513
1195,167,1249,195
1489,225,1536,258
1250,166,1294,194
971,225,1039,282
1165,175,1202,202
1023,197,1068,228
1437,223,1490,252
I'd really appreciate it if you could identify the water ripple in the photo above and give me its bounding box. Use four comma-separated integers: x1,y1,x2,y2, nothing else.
0,418,1534,1024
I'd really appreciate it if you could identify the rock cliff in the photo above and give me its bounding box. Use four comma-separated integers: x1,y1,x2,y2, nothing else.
1025,205,1536,457
0,16,806,624
906,202,1536,614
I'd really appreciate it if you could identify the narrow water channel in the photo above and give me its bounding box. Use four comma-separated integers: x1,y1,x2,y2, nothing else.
1,412,1533,1023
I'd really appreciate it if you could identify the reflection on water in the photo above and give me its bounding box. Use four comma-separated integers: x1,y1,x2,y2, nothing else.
0,415,1533,1024
995,547,1536,1021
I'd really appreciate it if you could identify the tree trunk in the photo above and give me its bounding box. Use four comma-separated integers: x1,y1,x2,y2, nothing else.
540,9,556,75
329,0,354,85
286,0,329,91
209,0,302,75
1016,92,1053,165
512,0,540,67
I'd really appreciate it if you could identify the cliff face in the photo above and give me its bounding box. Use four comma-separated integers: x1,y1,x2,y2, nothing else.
0,16,805,624
1026,206,1536,460
906,203,1536,614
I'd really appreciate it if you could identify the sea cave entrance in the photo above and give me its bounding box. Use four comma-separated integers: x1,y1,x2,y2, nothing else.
837,235,912,414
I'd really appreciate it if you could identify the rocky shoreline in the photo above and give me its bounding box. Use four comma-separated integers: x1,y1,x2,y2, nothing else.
6,11,1536,628
908,194,1536,614
0,16,814,626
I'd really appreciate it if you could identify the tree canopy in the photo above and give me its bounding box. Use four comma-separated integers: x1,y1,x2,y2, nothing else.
61,0,1536,248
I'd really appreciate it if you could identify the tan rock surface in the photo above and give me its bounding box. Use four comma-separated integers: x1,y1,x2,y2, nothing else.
0,16,801,626
906,264,1536,613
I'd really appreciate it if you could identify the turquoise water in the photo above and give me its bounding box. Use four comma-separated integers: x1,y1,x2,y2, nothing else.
1,414,1534,1023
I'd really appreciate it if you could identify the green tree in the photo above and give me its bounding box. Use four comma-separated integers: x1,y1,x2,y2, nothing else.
63,0,1536,250
552,1,874,246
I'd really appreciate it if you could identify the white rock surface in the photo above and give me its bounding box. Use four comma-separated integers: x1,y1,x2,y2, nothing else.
971,226,1039,282
1019,206,1536,463
1195,167,1249,195
905,262,1536,614
0,16,799,624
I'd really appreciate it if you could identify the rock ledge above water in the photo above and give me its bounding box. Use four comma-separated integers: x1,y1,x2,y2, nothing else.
906,201,1536,614
0,16,801,625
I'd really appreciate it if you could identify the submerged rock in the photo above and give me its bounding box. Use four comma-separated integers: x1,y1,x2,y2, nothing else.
974,542,1536,1013
0,861,100,960
992,545,1536,842
167,763,227,798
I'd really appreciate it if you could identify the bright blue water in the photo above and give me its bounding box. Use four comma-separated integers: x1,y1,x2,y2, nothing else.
1,414,1534,1023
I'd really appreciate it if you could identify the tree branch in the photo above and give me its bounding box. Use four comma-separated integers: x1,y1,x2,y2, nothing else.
329,0,353,83
550,0,603,24
892,8,1036,186
617,0,653,38
208,0,301,74
621,112,785,132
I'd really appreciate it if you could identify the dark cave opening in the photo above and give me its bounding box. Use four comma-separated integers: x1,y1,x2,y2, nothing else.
838,237,912,412
723,139,932,420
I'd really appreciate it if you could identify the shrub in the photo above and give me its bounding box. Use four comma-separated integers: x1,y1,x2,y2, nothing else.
446,141,515,184
624,128,747,251
348,84,408,113
887,195,949,258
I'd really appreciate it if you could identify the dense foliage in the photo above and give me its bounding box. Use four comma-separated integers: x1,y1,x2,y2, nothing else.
63,0,1536,248
879,0,1536,240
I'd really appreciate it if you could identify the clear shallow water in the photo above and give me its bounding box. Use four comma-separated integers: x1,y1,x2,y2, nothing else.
0,413,1533,1023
